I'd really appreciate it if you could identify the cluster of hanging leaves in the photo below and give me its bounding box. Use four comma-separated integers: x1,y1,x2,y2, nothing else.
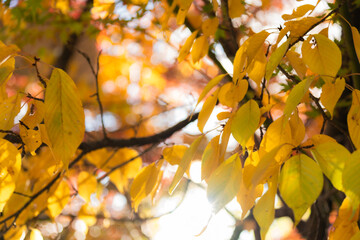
155,1,360,239
1,0,360,239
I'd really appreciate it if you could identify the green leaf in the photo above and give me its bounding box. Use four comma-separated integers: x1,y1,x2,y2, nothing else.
231,100,260,147
311,141,350,191
279,154,323,224
343,149,360,210
44,68,85,168
265,39,290,80
283,77,313,121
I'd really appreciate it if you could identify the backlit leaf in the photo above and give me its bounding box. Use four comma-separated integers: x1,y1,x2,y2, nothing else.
279,154,323,224
288,110,305,146
218,80,248,107
44,68,85,168
282,4,315,20
0,57,14,88
228,0,245,19
253,173,278,239
265,39,290,80
329,198,360,240
78,171,97,202
207,153,242,213
178,30,199,62
311,141,350,191
163,145,188,165
286,49,307,79
197,74,226,105
283,77,313,121
47,180,70,219
302,34,342,80
130,159,163,212
191,36,209,63
348,89,360,149
0,94,21,138
0,139,21,212
202,17,219,37
320,77,345,118
343,149,360,210
169,135,204,194
201,135,221,181
30,228,43,240
231,100,260,147
198,88,219,132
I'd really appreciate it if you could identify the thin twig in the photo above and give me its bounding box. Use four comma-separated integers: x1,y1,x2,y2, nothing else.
76,49,107,139
32,57,47,88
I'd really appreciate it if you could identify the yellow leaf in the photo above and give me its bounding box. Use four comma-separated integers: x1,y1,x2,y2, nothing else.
285,17,320,44
228,0,245,19
197,74,226,105
78,203,97,226
246,31,270,65
320,77,345,118
286,49,307,79
44,68,85,168
237,182,263,219
251,145,283,186
282,4,315,20
0,94,21,138
0,139,21,212
351,26,360,63
163,145,188,165
198,88,219,132
233,44,247,83
30,228,43,240
202,17,219,37
311,141,350,191
259,116,293,162
219,115,234,160
231,100,260,147
302,34,342,80
131,0,148,5
279,154,323,224
78,171,97,202
348,89,360,149
178,30,199,62
130,160,163,211
21,100,45,129
207,153,242,213
0,41,19,65
283,77,313,121
265,39,290,80
253,173,278,240
288,110,305,146
217,111,231,120
212,0,218,10
3,225,26,240
329,197,360,240
343,149,360,210
176,0,192,25
306,134,336,146
201,135,221,181
191,36,209,63
247,47,266,87
218,80,248,108
169,135,204,194
20,125,42,156
47,180,70,219
0,57,14,87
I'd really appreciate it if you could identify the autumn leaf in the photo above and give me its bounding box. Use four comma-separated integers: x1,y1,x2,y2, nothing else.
231,100,260,147
348,89,360,149
207,153,242,213
320,77,345,118
302,34,342,81
279,154,323,224
44,68,85,168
